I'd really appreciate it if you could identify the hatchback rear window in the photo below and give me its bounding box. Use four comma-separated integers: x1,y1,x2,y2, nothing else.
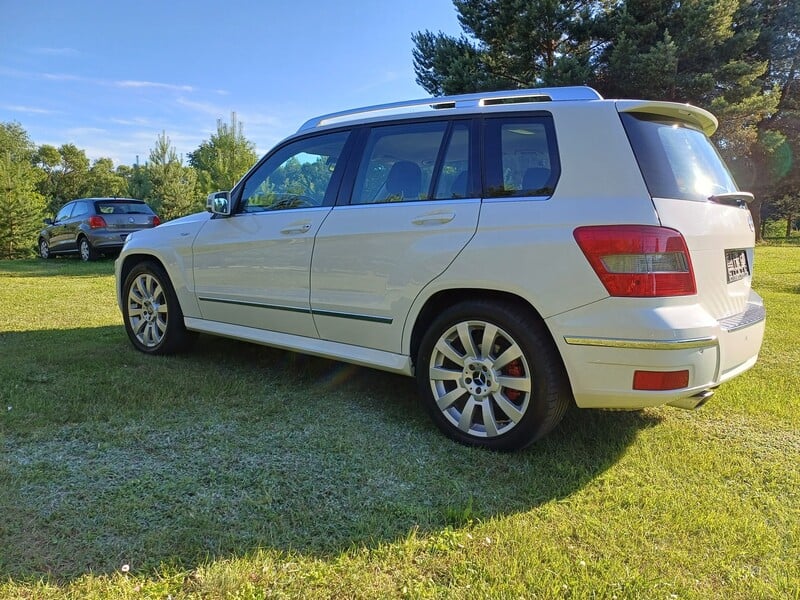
620,113,738,202
95,201,154,215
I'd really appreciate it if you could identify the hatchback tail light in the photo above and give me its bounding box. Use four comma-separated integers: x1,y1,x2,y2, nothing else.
88,215,107,229
573,225,696,297
152,215,161,226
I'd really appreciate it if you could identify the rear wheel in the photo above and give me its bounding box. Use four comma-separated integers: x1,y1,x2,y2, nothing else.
122,261,193,355
39,238,51,259
416,300,571,451
79,237,98,262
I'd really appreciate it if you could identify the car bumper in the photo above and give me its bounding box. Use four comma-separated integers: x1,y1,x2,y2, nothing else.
87,230,133,250
547,293,765,409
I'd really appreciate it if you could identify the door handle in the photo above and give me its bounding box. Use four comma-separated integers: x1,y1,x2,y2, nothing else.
412,211,456,226
281,223,312,234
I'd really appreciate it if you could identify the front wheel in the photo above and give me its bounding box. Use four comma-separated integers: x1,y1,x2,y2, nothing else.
416,300,572,451
122,261,193,355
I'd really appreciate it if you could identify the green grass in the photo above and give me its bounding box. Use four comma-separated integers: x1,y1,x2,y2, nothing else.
0,251,798,599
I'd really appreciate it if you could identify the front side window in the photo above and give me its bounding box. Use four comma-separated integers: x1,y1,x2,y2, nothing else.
621,113,739,202
351,121,470,204
483,116,560,198
239,131,349,213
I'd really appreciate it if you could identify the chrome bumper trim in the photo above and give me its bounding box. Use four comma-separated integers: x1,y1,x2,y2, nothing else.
563,335,718,350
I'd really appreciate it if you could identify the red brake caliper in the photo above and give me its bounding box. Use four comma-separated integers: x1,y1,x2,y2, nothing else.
504,359,523,401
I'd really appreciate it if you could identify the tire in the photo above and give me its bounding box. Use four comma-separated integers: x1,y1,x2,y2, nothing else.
122,261,193,355
79,237,98,262
416,300,572,451
39,238,51,259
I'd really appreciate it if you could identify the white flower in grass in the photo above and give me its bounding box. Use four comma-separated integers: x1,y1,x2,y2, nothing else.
121,564,130,573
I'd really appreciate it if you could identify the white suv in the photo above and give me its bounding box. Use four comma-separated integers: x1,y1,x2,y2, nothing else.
116,86,765,450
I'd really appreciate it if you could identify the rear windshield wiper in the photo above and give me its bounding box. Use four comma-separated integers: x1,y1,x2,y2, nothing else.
709,192,754,206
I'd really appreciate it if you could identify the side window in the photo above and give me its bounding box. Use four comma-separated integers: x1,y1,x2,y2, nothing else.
433,123,471,199
72,201,90,217
483,116,560,198
55,203,74,222
350,121,450,204
239,131,349,213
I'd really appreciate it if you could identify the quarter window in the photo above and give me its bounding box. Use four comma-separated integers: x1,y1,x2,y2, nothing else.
239,131,349,213
483,116,560,198
55,203,74,221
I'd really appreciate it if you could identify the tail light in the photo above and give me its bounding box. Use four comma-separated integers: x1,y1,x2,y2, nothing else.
573,225,696,297
88,215,107,229
152,215,161,226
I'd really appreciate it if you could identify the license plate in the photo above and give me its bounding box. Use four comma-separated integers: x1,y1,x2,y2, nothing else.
725,249,750,283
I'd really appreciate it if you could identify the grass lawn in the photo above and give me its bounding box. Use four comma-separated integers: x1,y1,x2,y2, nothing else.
0,249,798,599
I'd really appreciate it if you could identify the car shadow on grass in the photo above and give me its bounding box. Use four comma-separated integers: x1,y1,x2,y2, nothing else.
0,329,662,581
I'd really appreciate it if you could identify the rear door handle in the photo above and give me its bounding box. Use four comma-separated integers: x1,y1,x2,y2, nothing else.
412,211,456,226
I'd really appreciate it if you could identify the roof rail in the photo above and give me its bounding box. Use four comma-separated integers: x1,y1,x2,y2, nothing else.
298,86,603,132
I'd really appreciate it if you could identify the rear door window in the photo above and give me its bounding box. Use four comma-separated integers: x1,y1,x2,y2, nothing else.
620,113,739,202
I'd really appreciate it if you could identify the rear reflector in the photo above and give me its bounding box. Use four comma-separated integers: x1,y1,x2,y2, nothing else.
573,225,696,297
153,215,161,226
88,215,107,229
633,370,690,391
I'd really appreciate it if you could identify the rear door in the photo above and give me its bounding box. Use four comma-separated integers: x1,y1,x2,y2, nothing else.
618,106,758,321
310,119,481,353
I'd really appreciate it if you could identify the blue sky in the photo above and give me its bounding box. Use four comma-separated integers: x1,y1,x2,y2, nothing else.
0,0,463,165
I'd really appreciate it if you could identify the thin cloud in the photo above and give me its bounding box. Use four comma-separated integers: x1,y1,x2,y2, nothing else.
116,80,195,92
2,104,58,115
30,47,80,57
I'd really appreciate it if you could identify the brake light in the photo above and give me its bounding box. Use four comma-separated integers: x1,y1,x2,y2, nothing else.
573,225,696,297
633,370,689,390
152,215,161,226
88,215,106,229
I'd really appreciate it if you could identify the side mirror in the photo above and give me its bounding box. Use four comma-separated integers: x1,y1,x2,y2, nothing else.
207,191,232,216
43,218,53,225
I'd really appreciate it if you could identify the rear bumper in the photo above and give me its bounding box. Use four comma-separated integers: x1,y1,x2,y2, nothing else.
548,293,765,409
86,230,132,250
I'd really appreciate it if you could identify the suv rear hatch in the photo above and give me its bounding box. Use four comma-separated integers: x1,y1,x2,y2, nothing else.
617,102,760,323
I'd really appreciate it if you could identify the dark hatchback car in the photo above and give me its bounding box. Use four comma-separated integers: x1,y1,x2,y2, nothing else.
39,198,161,261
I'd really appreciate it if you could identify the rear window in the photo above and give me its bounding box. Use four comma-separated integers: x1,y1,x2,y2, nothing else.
95,201,154,215
620,113,738,202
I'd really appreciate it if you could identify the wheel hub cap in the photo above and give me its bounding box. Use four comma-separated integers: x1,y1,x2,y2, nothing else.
462,359,499,399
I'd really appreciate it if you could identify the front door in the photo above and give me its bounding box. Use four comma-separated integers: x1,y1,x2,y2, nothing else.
192,130,351,339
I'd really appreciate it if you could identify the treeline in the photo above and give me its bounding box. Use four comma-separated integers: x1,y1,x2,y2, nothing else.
413,0,800,237
0,115,257,259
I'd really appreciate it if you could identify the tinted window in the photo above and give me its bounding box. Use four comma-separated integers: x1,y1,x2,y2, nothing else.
55,203,74,221
432,123,472,199
72,201,90,217
621,113,738,202
95,201,154,215
239,131,349,213
483,116,560,198
351,121,450,204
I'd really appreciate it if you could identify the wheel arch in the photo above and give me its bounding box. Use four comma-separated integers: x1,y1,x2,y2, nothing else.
117,251,199,318
408,288,559,370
